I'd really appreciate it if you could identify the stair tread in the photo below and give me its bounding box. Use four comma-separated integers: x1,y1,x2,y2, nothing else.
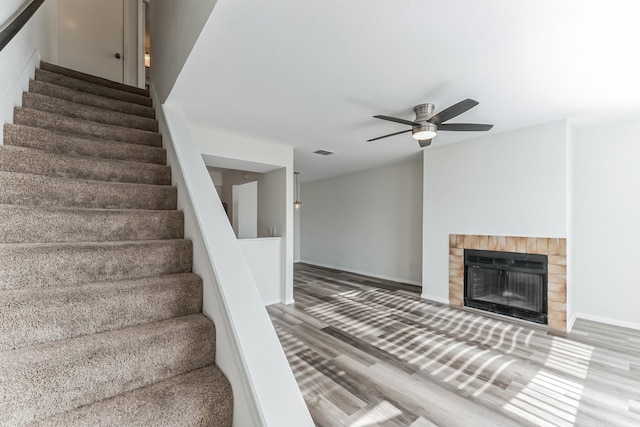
0,273,202,351
0,314,216,425
15,107,162,147
4,123,166,165
31,365,232,427
29,79,155,119
23,91,158,132
0,204,184,243
0,170,177,210
40,61,150,97
35,68,152,107
0,239,192,291
0,145,170,185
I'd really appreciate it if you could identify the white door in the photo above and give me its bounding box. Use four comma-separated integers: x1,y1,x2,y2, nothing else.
232,181,258,239
58,0,124,83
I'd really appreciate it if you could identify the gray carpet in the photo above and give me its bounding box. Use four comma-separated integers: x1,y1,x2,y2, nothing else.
0,61,233,426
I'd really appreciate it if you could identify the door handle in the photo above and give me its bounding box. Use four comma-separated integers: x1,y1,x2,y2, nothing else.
115,53,122,59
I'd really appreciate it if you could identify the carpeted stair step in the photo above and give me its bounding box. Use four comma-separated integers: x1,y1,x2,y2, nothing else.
29,79,155,119
4,124,166,165
0,239,192,291
0,314,216,425
14,107,161,147
22,91,158,132
40,60,150,97
0,205,184,243
0,145,170,185
31,365,233,427
0,171,176,210
0,273,203,351
0,62,234,426
35,68,152,107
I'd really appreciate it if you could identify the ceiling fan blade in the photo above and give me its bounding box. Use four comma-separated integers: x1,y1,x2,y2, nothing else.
418,138,432,148
437,123,493,131
366,129,412,142
373,115,419,127
429,99,479,125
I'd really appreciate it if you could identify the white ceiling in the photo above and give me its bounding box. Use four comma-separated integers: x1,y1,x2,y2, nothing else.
169,0,640,183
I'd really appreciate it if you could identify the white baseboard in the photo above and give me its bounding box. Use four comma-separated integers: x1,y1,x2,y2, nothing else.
567,313,577,333
574,312,640,331
420,293,449,305
299,260,422,288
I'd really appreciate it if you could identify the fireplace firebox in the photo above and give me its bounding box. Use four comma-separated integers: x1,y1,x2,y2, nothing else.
464,249,548,324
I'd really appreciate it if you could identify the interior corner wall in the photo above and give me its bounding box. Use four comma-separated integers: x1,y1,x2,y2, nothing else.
257,168,285,238
300,155,423,285
0,0,58,141
571,118,640,327
422,120,568,303
149,0,217,102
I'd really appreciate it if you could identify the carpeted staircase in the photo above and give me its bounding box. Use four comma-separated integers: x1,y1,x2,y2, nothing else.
0,62,233,426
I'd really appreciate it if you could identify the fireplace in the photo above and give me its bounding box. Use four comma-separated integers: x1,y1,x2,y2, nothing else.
464,249,548,324
449,234,566,331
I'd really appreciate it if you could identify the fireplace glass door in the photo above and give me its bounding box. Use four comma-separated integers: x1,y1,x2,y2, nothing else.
464,250,547,324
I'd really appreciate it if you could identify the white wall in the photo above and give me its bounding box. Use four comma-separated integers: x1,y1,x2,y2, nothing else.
571,119,640,327
422,120,568,303
0,0,58,140
149,0,217,102
257,168,288,303
257,168,285,238
301,155,423,285
232,181,257,239
221,169,259,224
239,238,282,306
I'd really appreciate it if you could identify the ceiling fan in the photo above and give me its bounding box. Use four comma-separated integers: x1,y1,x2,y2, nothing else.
367,99,493,147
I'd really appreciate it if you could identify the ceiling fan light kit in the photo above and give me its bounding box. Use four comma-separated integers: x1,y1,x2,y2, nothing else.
411,122,437,140
368,99,493,147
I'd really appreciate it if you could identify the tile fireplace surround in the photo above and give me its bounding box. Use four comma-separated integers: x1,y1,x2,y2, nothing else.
449,234,567,331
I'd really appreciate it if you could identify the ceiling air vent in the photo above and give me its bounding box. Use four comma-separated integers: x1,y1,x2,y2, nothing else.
313,149,336,156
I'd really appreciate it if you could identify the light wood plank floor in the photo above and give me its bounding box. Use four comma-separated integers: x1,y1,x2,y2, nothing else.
267,263,640,427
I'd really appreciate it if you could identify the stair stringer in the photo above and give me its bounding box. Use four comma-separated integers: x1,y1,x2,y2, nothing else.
155,93,314,427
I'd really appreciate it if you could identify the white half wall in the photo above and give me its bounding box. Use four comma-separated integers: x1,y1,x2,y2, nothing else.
571,118,640,327
300,155,423,285
422,120,568,302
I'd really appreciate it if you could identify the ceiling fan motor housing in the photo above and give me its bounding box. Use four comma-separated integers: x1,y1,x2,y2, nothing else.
412,103,437,140
414,103,435,123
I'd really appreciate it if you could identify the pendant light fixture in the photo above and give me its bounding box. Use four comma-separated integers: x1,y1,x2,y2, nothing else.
294,171,301,211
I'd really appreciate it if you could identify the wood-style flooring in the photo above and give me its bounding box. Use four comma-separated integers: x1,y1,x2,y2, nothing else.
267,263,640,427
